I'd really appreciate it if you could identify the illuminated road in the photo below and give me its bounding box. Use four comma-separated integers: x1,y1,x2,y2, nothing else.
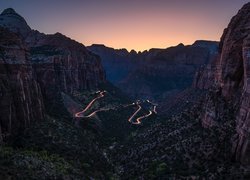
75,91,157,125
75,91,105,118
84,107,112,118
128,100,157,125
128,103,142,123
123,103,136,108
153,105,157,114
134,110,153,125
147,100,158,114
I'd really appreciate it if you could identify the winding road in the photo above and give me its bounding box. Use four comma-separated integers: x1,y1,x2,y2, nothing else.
75,90,106,118
134,110,153,125
128,103,142,124
74,90,157,125
84,107,113,118
147,100,158,114
127,100,157,125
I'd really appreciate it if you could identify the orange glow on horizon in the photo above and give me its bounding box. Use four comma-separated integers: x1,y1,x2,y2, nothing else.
1,0,248,52
59,7,226,52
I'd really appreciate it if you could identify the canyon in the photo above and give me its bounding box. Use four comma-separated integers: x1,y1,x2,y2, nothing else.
0,2,250,179
89,41,218,113
0,8,105,141
194,2,250,165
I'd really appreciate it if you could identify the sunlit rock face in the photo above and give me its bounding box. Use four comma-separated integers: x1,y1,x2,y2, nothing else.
0,28,45,141
193,2,250,164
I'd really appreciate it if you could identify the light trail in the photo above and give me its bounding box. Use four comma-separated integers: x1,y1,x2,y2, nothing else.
128,103,142,123
133,110,153,125
75,90,105,118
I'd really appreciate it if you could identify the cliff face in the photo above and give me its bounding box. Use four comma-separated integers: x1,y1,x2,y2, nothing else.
0,8,105,94
88,44,141,84
194,3,250,164
0,28,44,142
0,8,31,37
28,33,106,108
89,42,218,105
0,8,106,141
119,42,218,101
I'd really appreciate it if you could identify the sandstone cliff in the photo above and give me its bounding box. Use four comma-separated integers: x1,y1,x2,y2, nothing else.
193,3,250,164
119,42,218,102
0,8,106,141
0,28,44,142
88,44,142,84
28,32,106,110
89,42,218,106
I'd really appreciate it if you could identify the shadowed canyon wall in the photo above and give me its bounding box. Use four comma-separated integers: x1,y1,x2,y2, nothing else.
0,8,106,142
193,2,250,164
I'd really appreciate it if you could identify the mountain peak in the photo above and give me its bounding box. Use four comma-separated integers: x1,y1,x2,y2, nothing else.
1,8,26,21
0,8,31,37
176,43,185,47
1,8,24,19
1,8,17,15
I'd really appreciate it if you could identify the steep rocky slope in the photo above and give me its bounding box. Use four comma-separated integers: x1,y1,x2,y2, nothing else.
194,2,250,164
0,27,44,142
0,8,106,139
119,42,218,100
89,41,218,108
0,8,106,113
0,8,111,179
88,44,141,84
0,8,31,37
29,33,106,112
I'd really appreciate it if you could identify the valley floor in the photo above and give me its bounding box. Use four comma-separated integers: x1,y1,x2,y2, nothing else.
1,86,250,179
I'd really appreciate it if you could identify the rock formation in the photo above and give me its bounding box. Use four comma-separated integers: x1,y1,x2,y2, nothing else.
193,2,250,164
119,42,218,104
28,33,106,108
0,28,44,141
89,42,218,106
88,44,142,84
0,8,106,141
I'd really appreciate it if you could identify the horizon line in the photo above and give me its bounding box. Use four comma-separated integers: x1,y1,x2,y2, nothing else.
86,39,219,53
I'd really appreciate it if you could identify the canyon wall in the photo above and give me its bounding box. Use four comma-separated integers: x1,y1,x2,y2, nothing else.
90,42,218,103
0,28,44,142
193,3,250,164
0,8,106,141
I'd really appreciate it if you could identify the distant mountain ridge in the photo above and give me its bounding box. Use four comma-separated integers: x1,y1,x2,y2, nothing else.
89,41,219,110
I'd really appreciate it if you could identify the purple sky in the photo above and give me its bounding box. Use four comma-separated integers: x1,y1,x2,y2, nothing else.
0,0,248,51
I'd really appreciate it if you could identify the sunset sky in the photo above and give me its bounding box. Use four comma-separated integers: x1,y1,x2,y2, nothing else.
0,0,248,51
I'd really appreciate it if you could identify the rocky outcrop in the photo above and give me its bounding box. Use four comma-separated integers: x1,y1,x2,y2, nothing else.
233,42,250,164
0,8,106,113
192,54,220,89
0,8,106,141
29,33,106,107
0,8,31,38
194,3,250,164
0,8,106,92
0,28,44,141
